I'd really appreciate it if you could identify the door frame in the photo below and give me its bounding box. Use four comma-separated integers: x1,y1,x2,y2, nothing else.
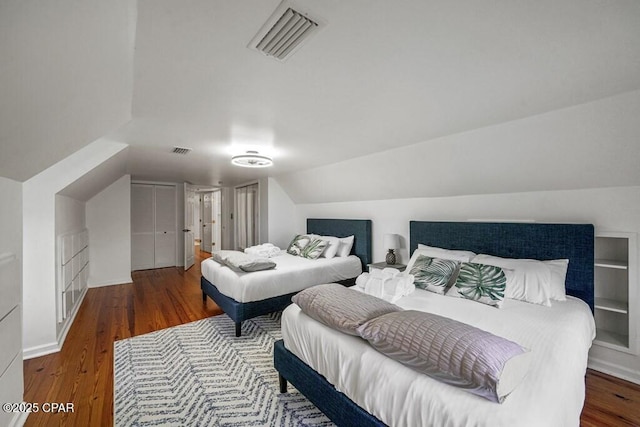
183,183,196,270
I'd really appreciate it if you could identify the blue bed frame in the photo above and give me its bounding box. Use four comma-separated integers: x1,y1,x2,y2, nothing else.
274,221,594,427
201,218,372,337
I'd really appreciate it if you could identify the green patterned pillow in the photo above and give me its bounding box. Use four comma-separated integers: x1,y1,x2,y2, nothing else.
449,262,507,308
409,255,459,294
286,234,312,256
301,238,328,260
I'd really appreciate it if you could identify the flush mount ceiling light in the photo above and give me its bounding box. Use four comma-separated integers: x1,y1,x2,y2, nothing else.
231,151,273,168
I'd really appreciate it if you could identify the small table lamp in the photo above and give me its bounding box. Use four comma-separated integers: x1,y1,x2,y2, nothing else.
383,234,400,265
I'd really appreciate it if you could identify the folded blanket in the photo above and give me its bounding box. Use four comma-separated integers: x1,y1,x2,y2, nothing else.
358,310,531,403
212,250,276,272
356,268,415,303
244,243,282,258
292,284,402,335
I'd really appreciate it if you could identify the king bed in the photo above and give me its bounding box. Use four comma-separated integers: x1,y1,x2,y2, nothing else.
274,221,595,426
201,218,372,336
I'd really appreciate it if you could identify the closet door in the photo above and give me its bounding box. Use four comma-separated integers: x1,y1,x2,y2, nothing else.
131,184,155,270
154,185,177,268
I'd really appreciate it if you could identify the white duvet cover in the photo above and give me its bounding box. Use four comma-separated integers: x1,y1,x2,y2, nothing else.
201,252,362,303
282,288,595,427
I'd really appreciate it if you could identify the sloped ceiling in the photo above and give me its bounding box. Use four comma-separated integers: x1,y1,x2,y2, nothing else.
114,0,640,187
0,0,136,182
57,148,129,202
2,0,640,191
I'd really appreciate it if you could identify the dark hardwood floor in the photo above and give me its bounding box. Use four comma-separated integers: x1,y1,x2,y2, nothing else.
23,248,640,426
23,248,221,426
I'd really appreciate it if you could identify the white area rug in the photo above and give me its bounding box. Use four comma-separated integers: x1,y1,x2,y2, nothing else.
114,313,332,426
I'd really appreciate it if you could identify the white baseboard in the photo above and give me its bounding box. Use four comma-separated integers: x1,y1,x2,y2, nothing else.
9,410,29,427
588,356,640,385
55,287,87,349
88,276,133,288
23,287,88,360
23,341,60,360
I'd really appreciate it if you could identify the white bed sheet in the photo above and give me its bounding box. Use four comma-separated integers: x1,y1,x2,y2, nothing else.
282,288,595,427
201,251,362,303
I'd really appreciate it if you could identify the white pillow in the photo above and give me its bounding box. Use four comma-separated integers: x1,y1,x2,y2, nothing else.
320,236,341,259
337,235,355,257
471,254,552,306
407,245,476,273
544,259,569,301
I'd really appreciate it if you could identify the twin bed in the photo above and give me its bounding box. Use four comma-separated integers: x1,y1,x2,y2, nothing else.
274,221,596,427
201,218,372,336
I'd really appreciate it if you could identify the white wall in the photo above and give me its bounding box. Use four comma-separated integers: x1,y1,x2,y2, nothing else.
55,195,86,235
23,139,128,358
0,0,137,182
294,186,639,265
0,177,25,427
176,183,185,267
266,177,296,248
86,175,132,287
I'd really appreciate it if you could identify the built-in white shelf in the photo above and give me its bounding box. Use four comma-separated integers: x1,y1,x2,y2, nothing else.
595,259,628,270
594,329,630,350
591,231,637,356
595,297,628,314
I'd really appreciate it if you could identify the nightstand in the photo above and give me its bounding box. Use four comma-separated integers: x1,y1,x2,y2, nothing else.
367,262,407,273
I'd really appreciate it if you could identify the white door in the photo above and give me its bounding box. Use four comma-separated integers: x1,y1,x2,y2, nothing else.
202,192,213,252
154,185,177,268
183,184,195,270
212,190,222,251
131,184,155,270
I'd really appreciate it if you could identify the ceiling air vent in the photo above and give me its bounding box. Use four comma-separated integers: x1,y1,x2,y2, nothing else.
248,2,323,62
172,147,192,155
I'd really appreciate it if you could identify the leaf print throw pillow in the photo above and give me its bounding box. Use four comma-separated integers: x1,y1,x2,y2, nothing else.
409,255,459,294
301,238,328,260
448,262,507,308
286,234,312,256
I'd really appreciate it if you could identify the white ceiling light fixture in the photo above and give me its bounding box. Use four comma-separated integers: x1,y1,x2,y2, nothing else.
231,151,273,168
248,1,324,62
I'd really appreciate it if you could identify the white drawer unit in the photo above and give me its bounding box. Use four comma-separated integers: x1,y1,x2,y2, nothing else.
0,355,23,427
0,253,19,322
0,305,21,383
0,251,22,427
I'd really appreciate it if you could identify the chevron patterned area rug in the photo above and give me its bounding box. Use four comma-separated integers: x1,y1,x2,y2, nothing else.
114,312,333,426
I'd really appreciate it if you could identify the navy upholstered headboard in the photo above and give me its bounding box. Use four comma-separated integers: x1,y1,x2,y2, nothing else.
409,221,595,311
307,218,372,269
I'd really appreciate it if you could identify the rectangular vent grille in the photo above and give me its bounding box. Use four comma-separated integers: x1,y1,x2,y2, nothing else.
172,147,192,155
251,7,320,61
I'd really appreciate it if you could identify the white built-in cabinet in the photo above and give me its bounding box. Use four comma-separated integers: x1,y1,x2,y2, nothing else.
131,184,177,270
57,229,89,326
593,231,637,354
0,253,22,427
